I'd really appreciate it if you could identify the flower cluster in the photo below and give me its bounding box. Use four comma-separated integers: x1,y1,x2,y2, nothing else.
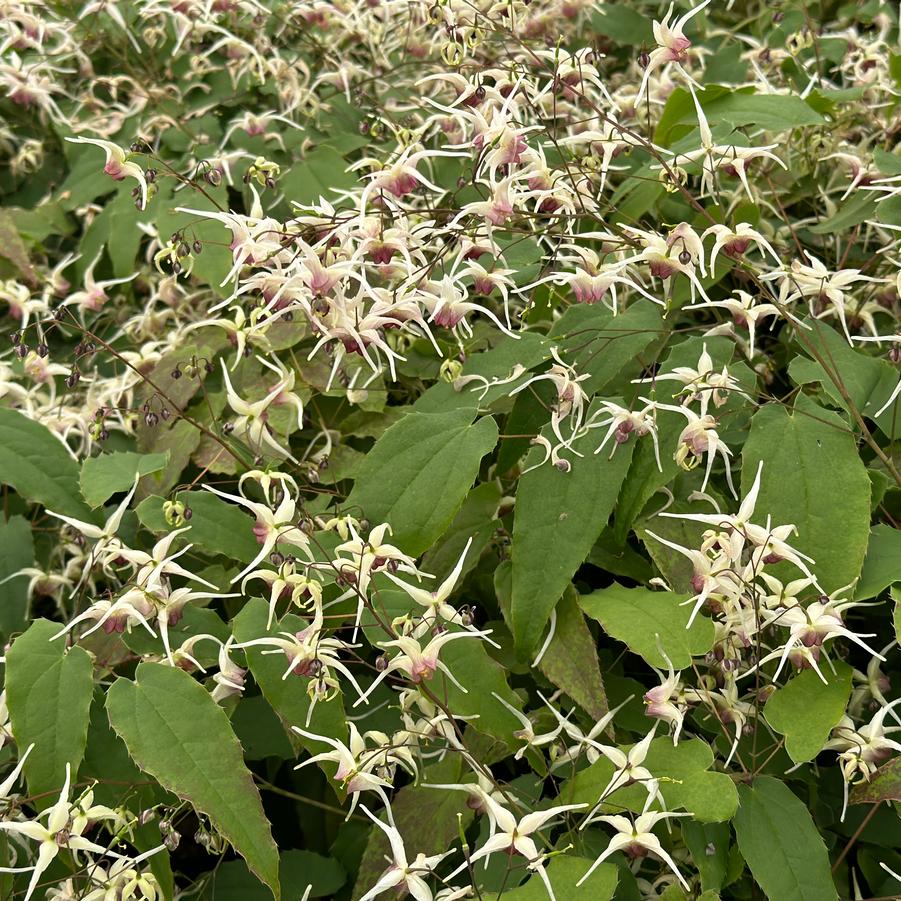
0,0,900,899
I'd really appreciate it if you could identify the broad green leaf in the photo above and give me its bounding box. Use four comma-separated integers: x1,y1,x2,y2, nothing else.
590,3,651,43
440,637,523,743
346,409,498,556
741,397,871,594
106,663,280,900
614,337,750,543
764,663,853,764
136,490,259,561
497,564,608,721
564,737,738,823
548,299,665,395
5,619,94,802
849,757,901,804
808,192,878,234
0,408,97,521
80,451,169,508
734,778,838,901
788,319,899,439
0,515,33,635
231,696,295,761
280,145,358,205
414,333,552,413
497,856,618,900
701,91,825,130
578,584,715,669
511,424,634,654
155,184,233,295
856,525,901,600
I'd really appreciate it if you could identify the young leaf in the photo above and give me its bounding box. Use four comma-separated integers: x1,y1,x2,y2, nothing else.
578,584,715,669
734,777,839,901
5,619,94,803
741,396,871,594
346,409,498,556
511,424,634,655
0,408,98,521
106,663,281,900
763,663,854,764
80,450,169,508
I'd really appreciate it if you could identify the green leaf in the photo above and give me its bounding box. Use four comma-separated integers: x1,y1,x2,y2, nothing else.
741,396,871,594
564,737,738,823
5,619,94,802
701,91,826,130
497,565,608,721
788,319,898,439
856,525,901,600
136,490,259,561
548,299,665,396
413,333,552,413
496,855,618,900
106,663,280,900
734,777,838,901
808,192,878,234
80,451,169,508
682,821,731,893
849,757,901,804
590,3,651,43
614,337,749,543
511,424,634,654
203,851,345,900
0,408,97,521
281,145,358,205
439,637,523,743
346,409,498,556
764,663,854,763
0,515,34,636
578,584,715,669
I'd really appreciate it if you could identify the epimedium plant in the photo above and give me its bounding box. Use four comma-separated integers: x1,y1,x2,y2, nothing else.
0,0,900,899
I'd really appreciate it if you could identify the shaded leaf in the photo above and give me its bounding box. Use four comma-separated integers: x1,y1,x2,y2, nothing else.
734,778,838,901
0,515,33,636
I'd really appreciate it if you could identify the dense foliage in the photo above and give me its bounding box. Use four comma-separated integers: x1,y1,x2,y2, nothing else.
1,0,900,899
